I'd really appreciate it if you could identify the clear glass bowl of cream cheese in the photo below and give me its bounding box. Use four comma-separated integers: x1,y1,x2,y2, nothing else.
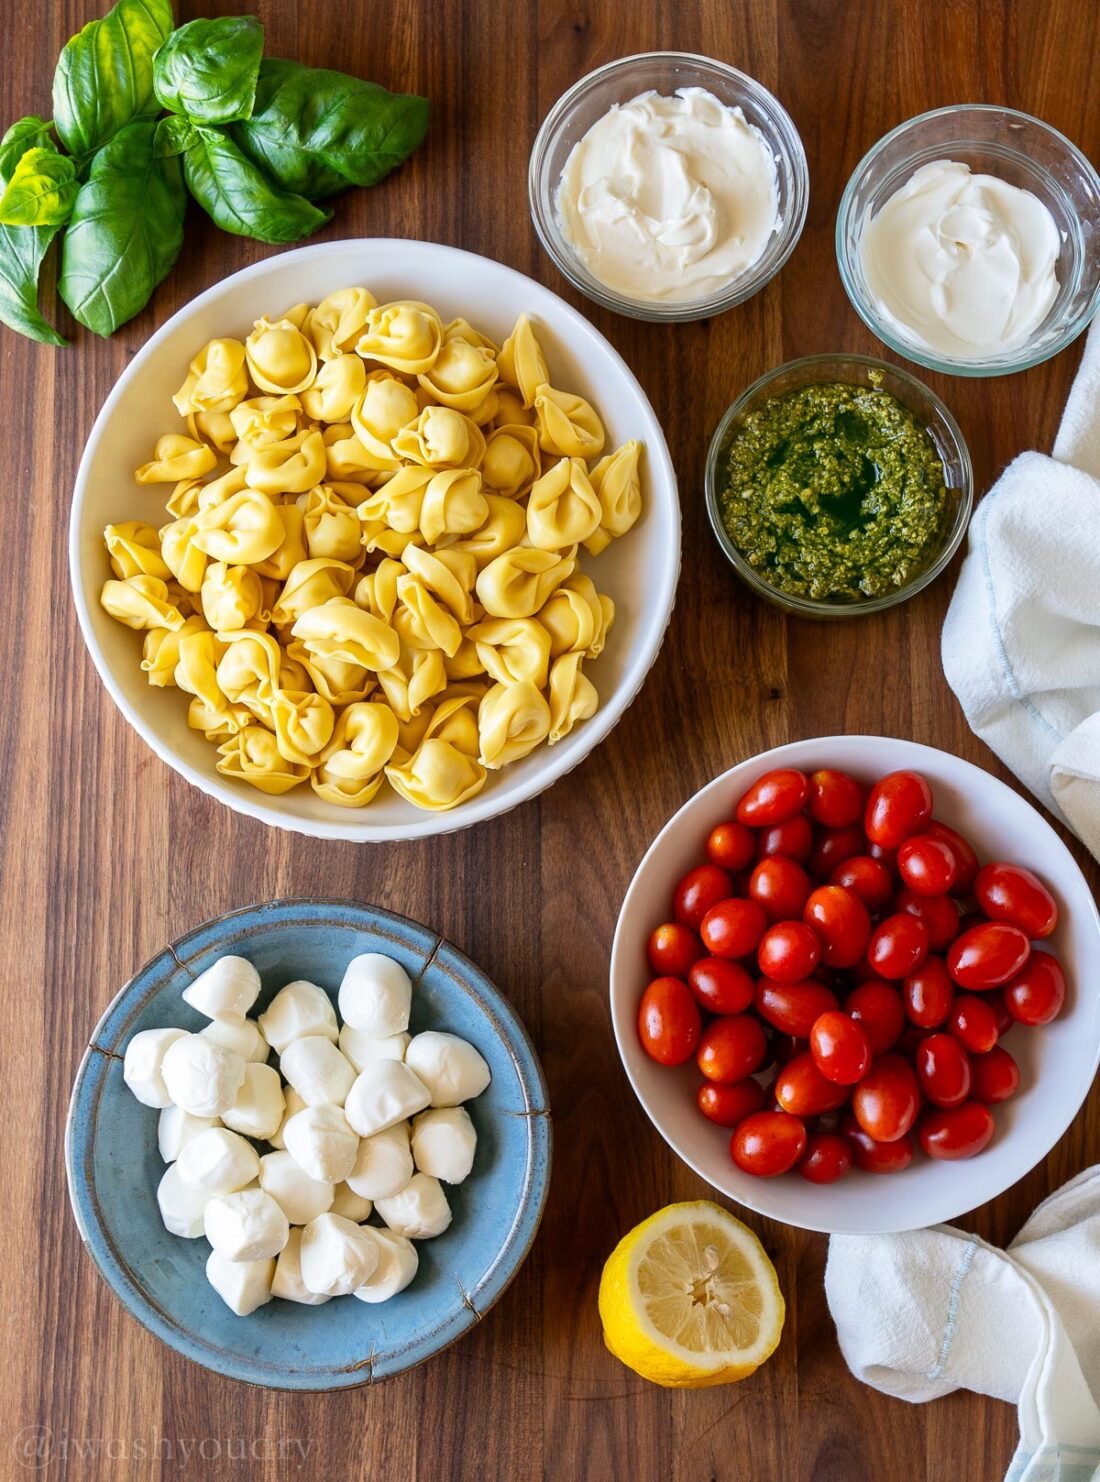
837,105,1100,377
529,53,809,322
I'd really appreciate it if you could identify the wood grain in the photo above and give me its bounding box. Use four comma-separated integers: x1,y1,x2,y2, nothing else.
2,0,1097,1477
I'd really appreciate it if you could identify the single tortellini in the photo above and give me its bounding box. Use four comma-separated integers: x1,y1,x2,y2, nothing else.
447,493,527,567
141,614,209,686
375,646,447,722
291,597,401,673
443,636,486,681
269,688,336,766
298,354,366,422
538,583,599,658
253,503,309,582
526,457,602,550
297,486,363,564
393,573,463,657
353,557,405,625
135,434,216,484
285,641,373,707
166,478,204,519
475,547,574,619
306,287,377,359
481,424,541,498
351,376,419,460
216,725,311,795
497,314,549,408
547,651,598,743
159,516,209,592
311,702,400,807
198,465,249,511
562,573,615,657
215,628,283,702
356,465,432,537
401,544,477,624
392,406,486,471
584,440,643,555
466,617,552,689
192,490,286,565
229,394,301,452
245,316,319,395
188,408,238,454
101,575,186,631
188,694,253,741
356,300,443,374
325,427,393,483
201,562,264,631
419,469,488,545
244,429,327,496
385,695,486,810
174,628,226,713
492,386,535,427
533,384,606,460
477,681,551,769
104,521,170,581
416,335,498,413
172,338,249,416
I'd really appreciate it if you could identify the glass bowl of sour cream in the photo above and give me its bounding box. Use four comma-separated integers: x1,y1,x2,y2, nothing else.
837,105,1100,377
529,52,809,321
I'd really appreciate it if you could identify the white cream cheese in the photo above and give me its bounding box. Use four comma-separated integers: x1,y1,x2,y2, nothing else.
556,87,781,302
860,159,1060,358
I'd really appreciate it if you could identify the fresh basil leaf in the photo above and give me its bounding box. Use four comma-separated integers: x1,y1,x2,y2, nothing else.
53,0,174,162
182,124,331,243
0,148,78,227
0,116,56,189
59,117,185,337
0,224,65,344
231,58,429,200
154,113,195,158
153,16,264,125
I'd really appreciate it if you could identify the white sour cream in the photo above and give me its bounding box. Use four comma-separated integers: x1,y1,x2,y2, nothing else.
860,159,1060,358
556,88,781,303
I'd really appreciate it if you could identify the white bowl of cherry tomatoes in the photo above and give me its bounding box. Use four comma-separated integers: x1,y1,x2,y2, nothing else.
609,736,1100,1234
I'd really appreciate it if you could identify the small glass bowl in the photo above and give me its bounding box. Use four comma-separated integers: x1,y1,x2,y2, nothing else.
528,52,808,322
837,105,1100,377
704,354,974,619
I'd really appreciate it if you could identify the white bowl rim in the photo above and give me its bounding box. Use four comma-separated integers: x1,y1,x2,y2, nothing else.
609,734,1100,1235
68,237,681,842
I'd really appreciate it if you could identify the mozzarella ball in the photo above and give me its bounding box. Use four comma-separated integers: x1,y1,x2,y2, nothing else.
299,1213,380,1297
405,1031,491,1107
258,980,338,1054
338,954,412,1036
176,1127,259,1195
206,1249,275,1317
201,1017,268,1063
204,1188,289,1261
123,1027,185,1108
271,1228,331,1306
346,1122,414,1201
411,1106,477,1184
283,1103,359,1182
258,1150,334,1226
344,1062,431,1137
279,1036,356,1108
339,1025,410,1073
352,1229,419,1304
221,1063,285,1140
161,1034,246,1117
375,1173,452,1239
267,1086,305,1151
156,1163,209,1238
157,1105,219,1163
330,1182,373,1222
182,955,260,1022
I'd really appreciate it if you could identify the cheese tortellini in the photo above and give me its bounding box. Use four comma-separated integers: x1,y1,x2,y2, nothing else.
100,292,644,811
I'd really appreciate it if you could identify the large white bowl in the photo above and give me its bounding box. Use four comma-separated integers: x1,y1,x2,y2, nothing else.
69,239,680,841
610,736,1100,1234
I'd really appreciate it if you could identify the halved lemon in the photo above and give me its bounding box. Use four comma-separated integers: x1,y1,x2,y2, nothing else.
598,1200,785,1388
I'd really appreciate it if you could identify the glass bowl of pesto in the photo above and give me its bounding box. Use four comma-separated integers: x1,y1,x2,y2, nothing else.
704,354,973,617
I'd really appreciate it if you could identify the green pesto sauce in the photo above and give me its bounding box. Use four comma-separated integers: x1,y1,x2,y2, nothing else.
718,376,948,603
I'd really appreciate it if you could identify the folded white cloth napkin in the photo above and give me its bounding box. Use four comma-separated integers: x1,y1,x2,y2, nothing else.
826,1168,1100,1481
943,318,1100,860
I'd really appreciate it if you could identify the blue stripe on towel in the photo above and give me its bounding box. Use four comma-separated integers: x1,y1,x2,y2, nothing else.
927,1237,977,1382
1006,1444,1100,1481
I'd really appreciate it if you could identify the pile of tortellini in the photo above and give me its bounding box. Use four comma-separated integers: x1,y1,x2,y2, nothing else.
99,290,643,811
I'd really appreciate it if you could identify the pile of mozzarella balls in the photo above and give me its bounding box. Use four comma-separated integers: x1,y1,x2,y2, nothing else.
122,952,490,1316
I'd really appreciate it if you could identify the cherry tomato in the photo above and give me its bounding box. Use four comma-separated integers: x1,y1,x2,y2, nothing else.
673,864,734,930
915,1032,972,1108
735,769,810,828
697,1078,765,1127
699,898,768,960
1003,950,1066,1026
637,978,701,1065
948,994,999,1053
903,956,954,1028
895,888,960,952
775,1050,851,1115
687,956,755,1015
758,921,821,983
841,1115,915,1173
830,855,895,913
808,825,866,879
947,922,1031,991
756,814,813,864
846,980,906,1054
647,921,703,978
969,1045,1021,1104
851,1054,921,1142
919,1101,995,1161
867,912,929,980
803,885,871,969
730,1110,808,1176
748,856,812,921
925,820,980,895
798,1131,854,1184
865,771,934,849
706,820,756,872
809,1010,872,1084
754,978,839,1037
897,834,959,897
975,863,1059,940
696,1015,768,1083
808,768,864,828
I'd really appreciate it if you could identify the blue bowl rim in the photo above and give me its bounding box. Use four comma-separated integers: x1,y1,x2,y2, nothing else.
65,897,553,1391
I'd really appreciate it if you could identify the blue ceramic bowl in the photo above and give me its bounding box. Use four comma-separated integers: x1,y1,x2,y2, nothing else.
65,899,552,1389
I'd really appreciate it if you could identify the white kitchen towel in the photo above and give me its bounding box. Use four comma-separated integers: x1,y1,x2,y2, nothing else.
825,1168,1100,1482
942,319,1100,862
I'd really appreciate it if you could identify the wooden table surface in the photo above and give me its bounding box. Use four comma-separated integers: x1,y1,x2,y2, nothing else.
5,0,1098,1477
